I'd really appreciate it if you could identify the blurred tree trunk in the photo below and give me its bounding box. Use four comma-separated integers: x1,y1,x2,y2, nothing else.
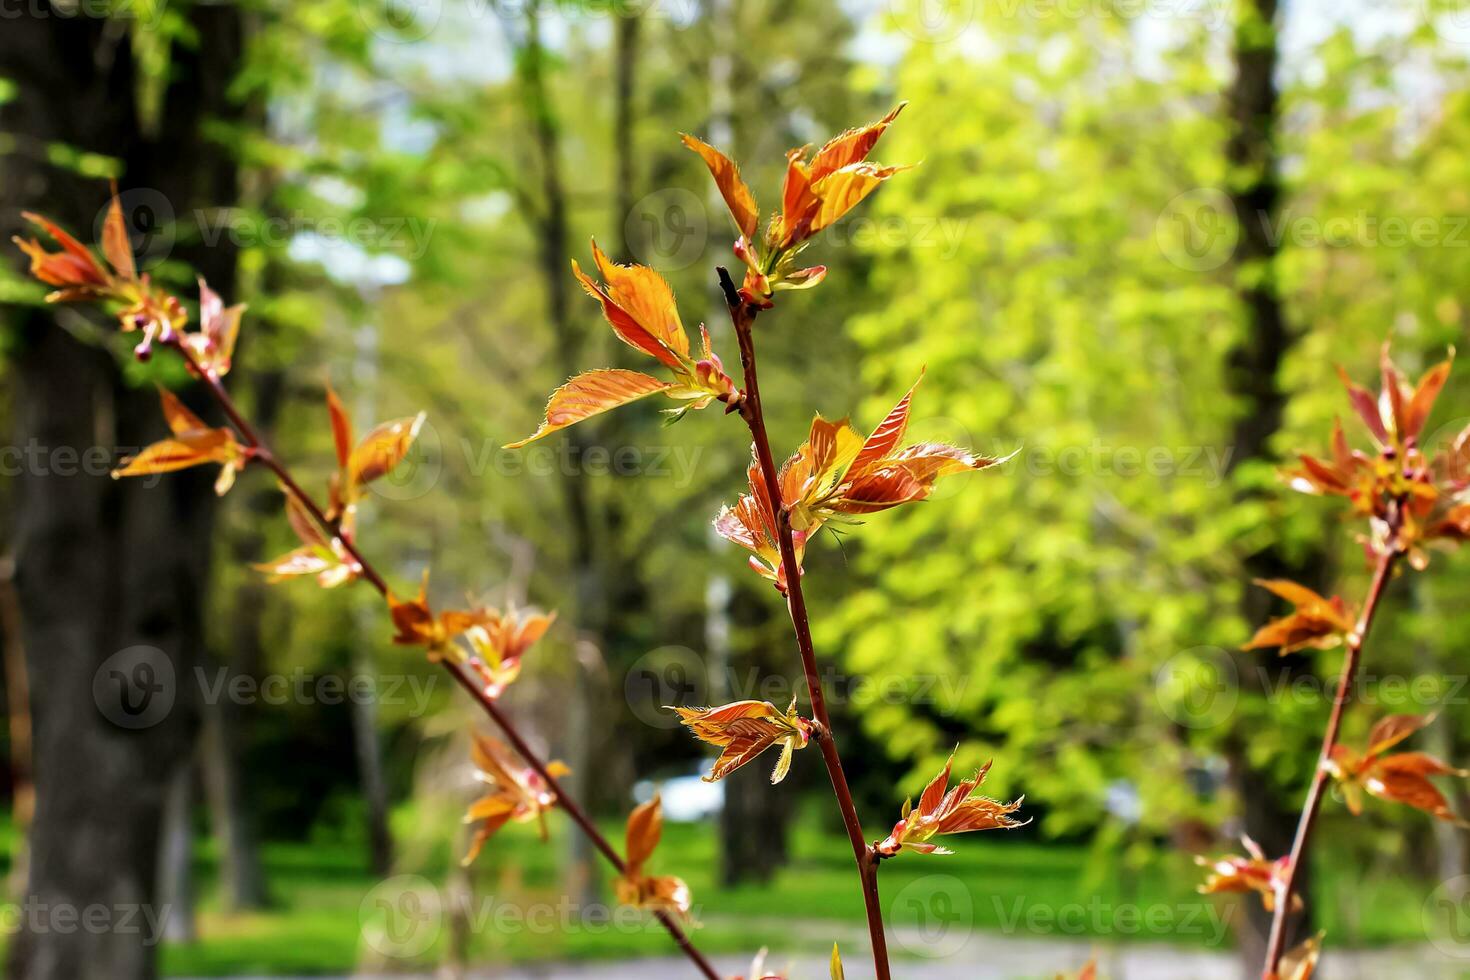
718,586,795,885
156,767,196,944
1220,0,1314,972
0,557,33,898
513,0,603,906
0,7,244,979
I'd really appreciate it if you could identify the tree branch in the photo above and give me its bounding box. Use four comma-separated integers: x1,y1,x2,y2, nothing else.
1261,524,1401,977
717,267,892,980
169,338,720,980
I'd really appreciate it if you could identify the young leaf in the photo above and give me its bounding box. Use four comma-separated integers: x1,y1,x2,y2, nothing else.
102,189,137,283
874,750,1026,856
680,133,760,240
349,412,426,486
1195,836,1298,912
112,387,247,496
613,795,692,922
672,700,812,784
461,732,567,865
1242,579,1356,655
507,369,672,448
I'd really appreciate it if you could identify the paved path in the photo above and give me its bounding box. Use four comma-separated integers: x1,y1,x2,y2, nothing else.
192,938,1468,979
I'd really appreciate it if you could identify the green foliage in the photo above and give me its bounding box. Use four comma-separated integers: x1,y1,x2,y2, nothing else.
826,8,1470,854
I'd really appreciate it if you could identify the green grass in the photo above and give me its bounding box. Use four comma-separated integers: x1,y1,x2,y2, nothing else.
0,811,1437,976
148,815,1437,976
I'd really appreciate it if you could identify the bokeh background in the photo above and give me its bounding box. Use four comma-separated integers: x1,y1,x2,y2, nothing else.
2,0,1470,977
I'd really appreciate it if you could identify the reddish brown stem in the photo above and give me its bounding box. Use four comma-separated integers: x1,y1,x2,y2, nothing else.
168,339,720,980
1261,541,1400,976
718,268,892,980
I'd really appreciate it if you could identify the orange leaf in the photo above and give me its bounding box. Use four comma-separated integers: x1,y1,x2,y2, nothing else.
13,211,109,291
673,700,811,784
349,413,425,486
571,240,688,370
184,278,245,378
1337,365,1389,446
851,375,918,474
624,794,664,871
325,384,353,470
1367,714,1431,756
1404,357,1453,443
806,163,908,237
809,103,906,182
1242,579,1356,655
681,133,760,240
506,369,672,448
102,189,137,282
875,750,1026,856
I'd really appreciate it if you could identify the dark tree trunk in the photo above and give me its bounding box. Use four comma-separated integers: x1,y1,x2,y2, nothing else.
513,0,604,906
0,9,245,979
1221,0,1313,973
718,585,796,885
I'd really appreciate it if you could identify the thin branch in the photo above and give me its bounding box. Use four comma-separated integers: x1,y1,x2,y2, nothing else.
167,338,721,980
1261,528,1401,977
717,267,892,980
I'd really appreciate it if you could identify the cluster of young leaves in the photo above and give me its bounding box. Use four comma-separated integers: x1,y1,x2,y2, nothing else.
612,796,692,923
1195,835,1297,913
505,239,738,447
501,107,1029,967
1237,354,1470,844
10,199,568,872
714,376,1009,592
1281,348,1469,568
683,104,908,307
1324,714,1469,825
873,750,1027,857
462,732,568,866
